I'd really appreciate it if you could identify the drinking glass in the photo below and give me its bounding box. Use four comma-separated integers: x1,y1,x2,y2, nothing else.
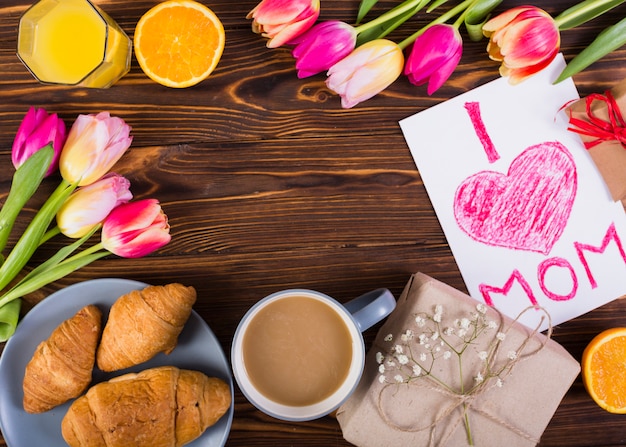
17,0,131,88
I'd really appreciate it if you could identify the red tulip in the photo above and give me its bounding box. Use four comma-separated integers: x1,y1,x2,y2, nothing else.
101,199,171,258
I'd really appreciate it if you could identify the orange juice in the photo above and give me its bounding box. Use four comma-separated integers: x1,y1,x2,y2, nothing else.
17,0,131,88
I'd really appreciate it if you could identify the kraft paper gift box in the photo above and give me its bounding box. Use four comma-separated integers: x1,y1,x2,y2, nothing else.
336,273,580,447
567,79,626,208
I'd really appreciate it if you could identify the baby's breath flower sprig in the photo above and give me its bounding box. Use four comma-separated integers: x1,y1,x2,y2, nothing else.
375,302,548,445
377,302,508,391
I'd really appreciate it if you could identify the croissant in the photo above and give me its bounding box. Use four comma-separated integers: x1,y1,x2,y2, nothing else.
61,366,231,447
23,305,102,413
97,283,196,372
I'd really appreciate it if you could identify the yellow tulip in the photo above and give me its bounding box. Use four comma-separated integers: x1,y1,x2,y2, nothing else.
326,39,404,108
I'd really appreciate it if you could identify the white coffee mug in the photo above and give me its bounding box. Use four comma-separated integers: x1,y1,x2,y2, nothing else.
231,288,396,421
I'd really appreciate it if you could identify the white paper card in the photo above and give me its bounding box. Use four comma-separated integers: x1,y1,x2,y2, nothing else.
400,54,626,330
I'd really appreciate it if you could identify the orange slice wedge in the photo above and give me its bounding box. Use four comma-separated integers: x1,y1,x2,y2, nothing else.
582,327,626,413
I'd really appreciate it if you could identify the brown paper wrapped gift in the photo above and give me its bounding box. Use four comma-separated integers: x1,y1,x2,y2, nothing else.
336,273,580,447
566,79,626,208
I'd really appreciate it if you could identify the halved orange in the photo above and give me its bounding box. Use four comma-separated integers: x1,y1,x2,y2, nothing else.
582,327,626,413
134,0,225,88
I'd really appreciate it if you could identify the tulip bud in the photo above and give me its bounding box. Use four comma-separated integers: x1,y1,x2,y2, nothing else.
101,199,171,258
56,173,132,238
247,0,320,48
404,24,463,95
326,39,404,109
483,6,560,84
12,107,66,176
290,21,357,78
60,112,132,186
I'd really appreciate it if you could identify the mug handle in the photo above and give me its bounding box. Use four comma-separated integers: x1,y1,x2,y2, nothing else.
343,288,396,332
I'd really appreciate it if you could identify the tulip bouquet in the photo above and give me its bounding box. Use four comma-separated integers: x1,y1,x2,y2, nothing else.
247,0,503,108
248,0,626,107
0,107,171,342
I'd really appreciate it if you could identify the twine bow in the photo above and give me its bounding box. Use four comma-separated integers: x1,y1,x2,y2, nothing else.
567,90,626,149
376,306,552,447
377,379,540,446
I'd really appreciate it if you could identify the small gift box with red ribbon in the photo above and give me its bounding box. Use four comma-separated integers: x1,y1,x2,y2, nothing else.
336,273,580,447
566,80,626,208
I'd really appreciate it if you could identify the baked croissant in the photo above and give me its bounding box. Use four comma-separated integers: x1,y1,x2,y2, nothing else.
61,366,231,447
23,305,102,413
97,283,196,372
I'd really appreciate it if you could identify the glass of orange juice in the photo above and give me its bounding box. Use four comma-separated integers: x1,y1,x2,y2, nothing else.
17,0,131,88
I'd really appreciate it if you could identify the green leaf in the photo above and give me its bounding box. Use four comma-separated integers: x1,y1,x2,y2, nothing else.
555,16,626,83
0,250,109,310
357,0,380,24
0,299,21,342
465,20,487,41
464,0,503,41
0,145,54,254
0,179,76,292
555,0,626,31
14,227,98,287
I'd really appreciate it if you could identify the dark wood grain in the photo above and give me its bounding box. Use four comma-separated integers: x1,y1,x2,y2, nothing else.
1,0,626,446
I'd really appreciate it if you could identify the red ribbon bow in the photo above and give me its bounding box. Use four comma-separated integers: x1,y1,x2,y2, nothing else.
567,90,626,150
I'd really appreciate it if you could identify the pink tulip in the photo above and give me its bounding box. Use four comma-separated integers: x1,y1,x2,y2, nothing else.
56,173,132,238
59,112,132,186
101,199,171,258
483,6,560,84
326,39,404,109
12,107,66,176
247,0,320,48
290,21,357,78
404,24,463,95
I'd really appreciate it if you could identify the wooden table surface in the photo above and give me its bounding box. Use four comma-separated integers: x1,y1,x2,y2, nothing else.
1,0,626,445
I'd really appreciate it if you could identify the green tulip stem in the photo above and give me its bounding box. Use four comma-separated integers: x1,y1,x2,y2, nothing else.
354,0,431,34
398,0,476,49
40,226,62,246
453,1,474,29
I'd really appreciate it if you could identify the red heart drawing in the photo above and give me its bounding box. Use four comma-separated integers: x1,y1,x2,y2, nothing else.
453,141,577,254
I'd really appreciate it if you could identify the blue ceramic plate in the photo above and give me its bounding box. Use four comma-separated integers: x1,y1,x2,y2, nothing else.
0,278,233,447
